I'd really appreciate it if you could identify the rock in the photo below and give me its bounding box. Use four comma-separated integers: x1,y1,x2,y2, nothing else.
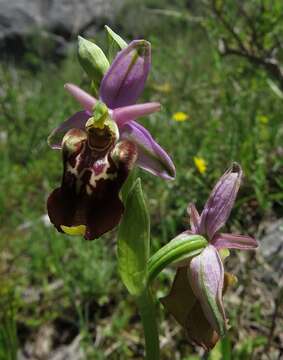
46,0,120,37
261,219,283,257
0,0,123,57
18,334,84,360
18,214,51,231
260,218,283,276
0,131,8,145
0,0,43,38
50,336,84,360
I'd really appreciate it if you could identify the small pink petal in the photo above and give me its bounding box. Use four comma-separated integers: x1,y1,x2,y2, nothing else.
64,83,97,112
112,102,160,127
187,203,200,233
212,233,258,250
120,121,175,180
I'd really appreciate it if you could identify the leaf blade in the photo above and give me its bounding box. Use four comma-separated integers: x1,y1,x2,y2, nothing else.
117,178,150,295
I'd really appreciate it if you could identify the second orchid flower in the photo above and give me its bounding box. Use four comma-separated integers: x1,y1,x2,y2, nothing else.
162,164,258,350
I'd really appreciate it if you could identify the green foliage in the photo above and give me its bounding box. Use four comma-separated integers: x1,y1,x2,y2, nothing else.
207,336,268,360
0,2,282,357
0,302,18,360
203,0,283,57
118,178,150,295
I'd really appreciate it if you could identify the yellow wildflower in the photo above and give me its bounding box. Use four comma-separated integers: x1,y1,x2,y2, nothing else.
152,82,172,94
172,112,190,122
194,157,207,174
257,115,269,125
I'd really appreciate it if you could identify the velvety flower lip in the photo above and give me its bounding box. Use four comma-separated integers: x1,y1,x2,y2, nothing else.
47,126,138,240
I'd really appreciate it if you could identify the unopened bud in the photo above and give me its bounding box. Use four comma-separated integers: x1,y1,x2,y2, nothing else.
78,36,110,87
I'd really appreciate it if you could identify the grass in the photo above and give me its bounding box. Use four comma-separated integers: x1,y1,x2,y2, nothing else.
0,7,283,359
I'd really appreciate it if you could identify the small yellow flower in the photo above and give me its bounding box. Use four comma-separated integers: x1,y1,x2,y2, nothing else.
172,112,190,122
152,82,172,93
194,157,207,174
257,115,269,125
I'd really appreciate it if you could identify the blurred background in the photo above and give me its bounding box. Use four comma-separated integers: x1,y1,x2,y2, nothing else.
0,0,283,359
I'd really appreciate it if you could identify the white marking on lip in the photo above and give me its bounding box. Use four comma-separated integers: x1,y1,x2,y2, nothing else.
66,153,117,193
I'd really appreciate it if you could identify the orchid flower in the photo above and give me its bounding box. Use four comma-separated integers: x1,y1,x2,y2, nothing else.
47,38,175,241
47,103,138,240
161,164,258,350
48,40,175,180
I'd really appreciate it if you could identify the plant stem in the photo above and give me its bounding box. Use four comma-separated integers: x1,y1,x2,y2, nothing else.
136,287,160,360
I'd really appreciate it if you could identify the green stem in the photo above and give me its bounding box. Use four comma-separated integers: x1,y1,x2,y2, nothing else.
136,288,160,360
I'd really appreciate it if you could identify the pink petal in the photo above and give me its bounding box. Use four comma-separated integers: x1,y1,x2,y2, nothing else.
212,233,258,250
120,121,175,180
112,102,160,127
64,83,97,112
48,111,90,149
188,245,227,336
187,203,200,233
199,163,242,239
100,40,151,109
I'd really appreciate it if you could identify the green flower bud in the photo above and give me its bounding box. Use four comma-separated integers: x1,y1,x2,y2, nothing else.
104,25,127,62
78,36,110,86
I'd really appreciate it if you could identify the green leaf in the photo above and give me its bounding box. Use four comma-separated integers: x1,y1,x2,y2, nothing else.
220,337,232,360
208,340,222,360
267,79,283,99
147,233,208,284
105,25,127,62
120,168,137,203
117,178,150,295
77,36,109,87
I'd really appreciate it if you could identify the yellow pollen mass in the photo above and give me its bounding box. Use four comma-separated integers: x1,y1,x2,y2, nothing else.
172,112,189,122
194,156,207,174
61,225,86,236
